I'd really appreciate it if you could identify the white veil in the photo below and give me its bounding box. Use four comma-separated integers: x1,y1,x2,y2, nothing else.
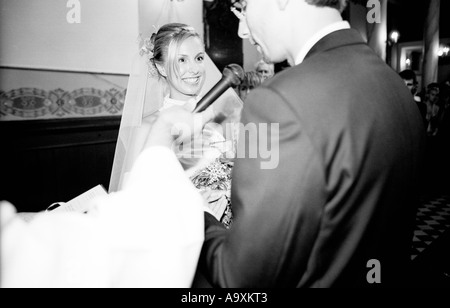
109,38,243,193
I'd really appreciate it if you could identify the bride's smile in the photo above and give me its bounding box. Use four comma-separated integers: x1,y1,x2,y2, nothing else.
182,75,202,85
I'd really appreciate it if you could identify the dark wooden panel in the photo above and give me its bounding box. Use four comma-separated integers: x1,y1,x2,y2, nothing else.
204,0,242,72
0,117,120,212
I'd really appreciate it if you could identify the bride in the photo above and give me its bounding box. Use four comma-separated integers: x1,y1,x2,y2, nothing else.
109,23,243,228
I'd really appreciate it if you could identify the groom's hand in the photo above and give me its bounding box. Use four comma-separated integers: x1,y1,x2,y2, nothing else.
144,106,215,149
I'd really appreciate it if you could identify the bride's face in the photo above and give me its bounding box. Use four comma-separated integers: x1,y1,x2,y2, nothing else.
167,36,206,101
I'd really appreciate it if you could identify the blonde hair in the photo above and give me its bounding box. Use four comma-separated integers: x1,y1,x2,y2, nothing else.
242,71,264,89
150,23,202,82
255,60,274,77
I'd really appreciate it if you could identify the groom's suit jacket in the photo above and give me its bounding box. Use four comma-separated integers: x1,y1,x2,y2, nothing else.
198,29,426,287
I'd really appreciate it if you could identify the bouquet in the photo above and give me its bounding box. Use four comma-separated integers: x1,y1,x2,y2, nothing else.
190,158,234,228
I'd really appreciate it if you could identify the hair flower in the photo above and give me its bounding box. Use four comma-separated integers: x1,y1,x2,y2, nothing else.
138,34,154,57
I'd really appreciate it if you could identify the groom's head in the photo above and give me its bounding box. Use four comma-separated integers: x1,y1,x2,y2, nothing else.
304,0,348,13
234,0,347,64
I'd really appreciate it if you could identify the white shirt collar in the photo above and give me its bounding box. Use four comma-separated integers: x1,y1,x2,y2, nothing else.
161,95,198,112
295,21,351,65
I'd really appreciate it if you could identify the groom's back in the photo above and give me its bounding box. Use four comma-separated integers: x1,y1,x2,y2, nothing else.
233,29,425,287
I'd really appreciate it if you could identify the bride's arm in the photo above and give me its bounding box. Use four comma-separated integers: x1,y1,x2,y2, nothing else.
119,115,156,189
144,107,214,149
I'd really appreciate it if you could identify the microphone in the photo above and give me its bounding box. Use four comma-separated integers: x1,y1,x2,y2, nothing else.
193,63,244,113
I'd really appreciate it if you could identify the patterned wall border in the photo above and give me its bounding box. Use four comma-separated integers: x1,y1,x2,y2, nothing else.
0,87,126,120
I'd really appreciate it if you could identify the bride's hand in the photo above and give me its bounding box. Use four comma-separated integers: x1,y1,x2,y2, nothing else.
208,96,238,124
200,188,229,221
144,106,214,149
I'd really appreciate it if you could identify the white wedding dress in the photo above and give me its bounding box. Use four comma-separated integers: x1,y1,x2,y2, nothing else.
157,95,238,228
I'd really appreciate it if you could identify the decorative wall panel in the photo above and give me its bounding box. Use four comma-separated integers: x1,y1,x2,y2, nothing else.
0,87,125,121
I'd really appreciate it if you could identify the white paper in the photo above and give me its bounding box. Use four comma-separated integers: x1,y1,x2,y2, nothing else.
50,185,108,214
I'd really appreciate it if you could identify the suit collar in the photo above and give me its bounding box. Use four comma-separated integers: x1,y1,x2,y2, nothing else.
294,21,350,65
304,28,367,62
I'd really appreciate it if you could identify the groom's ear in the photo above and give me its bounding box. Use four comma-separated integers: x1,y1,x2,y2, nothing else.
155,63,167,77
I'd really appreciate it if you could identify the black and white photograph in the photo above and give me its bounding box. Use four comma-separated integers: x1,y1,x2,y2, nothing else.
1,0,450,291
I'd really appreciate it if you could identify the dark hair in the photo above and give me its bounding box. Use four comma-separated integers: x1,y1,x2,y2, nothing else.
305,0,348,13
150,23,202,80
427,83,440,91
399,69,417,83
424,83,440,104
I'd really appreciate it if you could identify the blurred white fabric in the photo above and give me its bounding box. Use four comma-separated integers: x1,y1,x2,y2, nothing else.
1,147,204,288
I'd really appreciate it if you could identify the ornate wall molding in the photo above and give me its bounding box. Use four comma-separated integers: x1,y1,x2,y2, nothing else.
0,87,125,121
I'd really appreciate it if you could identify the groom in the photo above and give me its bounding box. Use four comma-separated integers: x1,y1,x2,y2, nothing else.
146,0,426,287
